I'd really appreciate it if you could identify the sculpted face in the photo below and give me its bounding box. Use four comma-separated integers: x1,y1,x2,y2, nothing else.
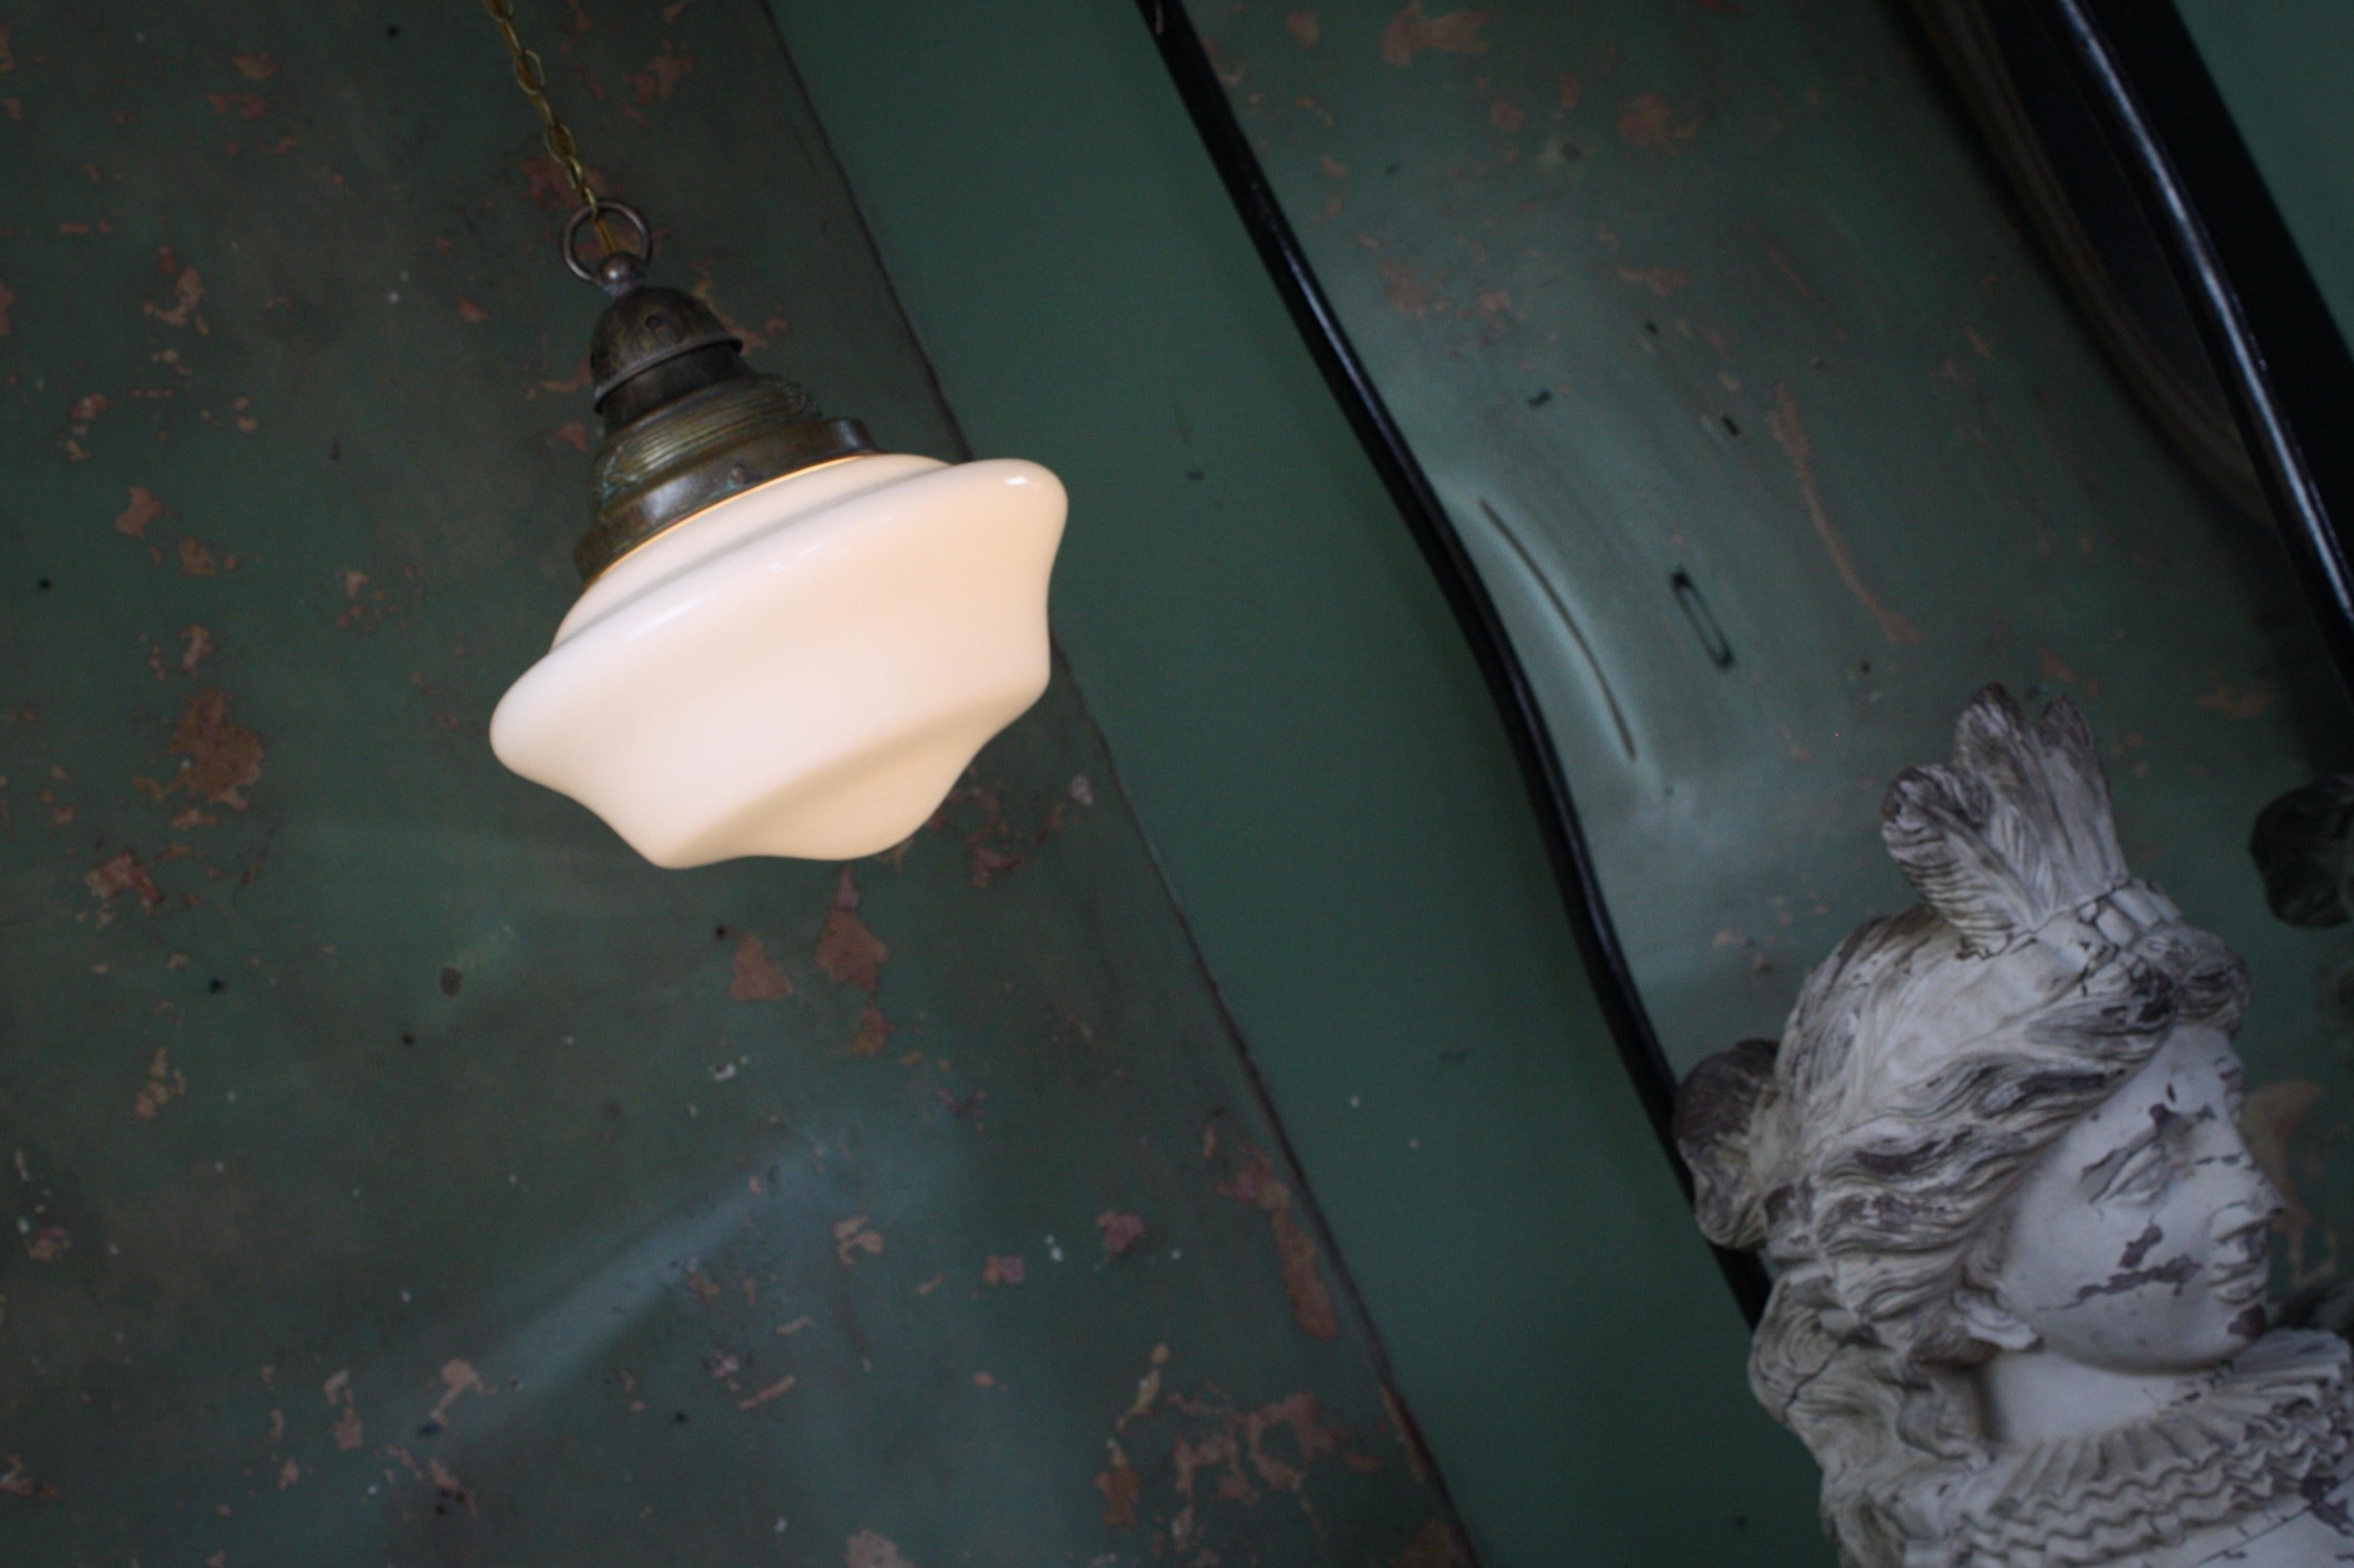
1973,1025,2283,1373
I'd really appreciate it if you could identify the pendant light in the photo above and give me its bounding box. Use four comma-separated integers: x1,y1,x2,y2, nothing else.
476,1,1067,867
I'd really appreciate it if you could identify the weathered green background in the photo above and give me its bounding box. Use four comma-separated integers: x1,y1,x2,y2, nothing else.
769,3,1831,1564
1184,0,2354,1300
0,4,1461,1563
15,2,2343,1565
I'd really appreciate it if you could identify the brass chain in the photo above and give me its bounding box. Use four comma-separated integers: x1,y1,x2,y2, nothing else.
480,0,618,255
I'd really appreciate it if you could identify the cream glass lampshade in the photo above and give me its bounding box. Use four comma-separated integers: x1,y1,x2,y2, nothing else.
489,212,1066,867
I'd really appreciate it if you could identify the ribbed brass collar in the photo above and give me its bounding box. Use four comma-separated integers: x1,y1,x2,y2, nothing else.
574,283,873,582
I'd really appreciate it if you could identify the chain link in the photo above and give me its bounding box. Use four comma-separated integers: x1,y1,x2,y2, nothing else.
481,0,618,255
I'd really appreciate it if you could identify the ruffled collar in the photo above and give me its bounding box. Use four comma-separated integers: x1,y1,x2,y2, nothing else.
1935,1331,2353,1566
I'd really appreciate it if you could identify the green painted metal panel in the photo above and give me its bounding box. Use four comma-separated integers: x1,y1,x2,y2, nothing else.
768,4,1828,1564
0,4,1452,1562
2176,0,2354,346
1180,0,2353,1308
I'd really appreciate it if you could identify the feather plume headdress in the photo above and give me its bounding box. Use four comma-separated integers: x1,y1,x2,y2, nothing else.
1882,686,2144,957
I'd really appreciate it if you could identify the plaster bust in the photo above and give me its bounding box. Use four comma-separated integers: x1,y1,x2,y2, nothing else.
1676,687,2353,1567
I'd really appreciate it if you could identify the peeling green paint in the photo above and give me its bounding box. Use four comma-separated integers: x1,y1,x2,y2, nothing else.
1188,0,2354,1331
0,4,1456,1562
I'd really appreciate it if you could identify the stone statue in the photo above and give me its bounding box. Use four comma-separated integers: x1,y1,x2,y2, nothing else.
1676,687,2353,1566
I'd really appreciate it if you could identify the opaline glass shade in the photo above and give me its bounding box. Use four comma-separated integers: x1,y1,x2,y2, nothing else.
490,453,1066,867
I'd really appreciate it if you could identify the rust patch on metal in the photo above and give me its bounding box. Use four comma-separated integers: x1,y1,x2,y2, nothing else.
1616,92,1698,149
0,1456,59,1501
1215,1138,1340,1340
1379,3,1489,66
1241,1391,1340,1490
557,0,593,53
132,1047,187,1121
1096,1209,1147,1258
849,1003,893,1057
2195,677,2276,721
737,1375,795,1410
427,1457,477,1517
1398,1517,1473,1566
844,1531,913,1568
833,1214,883,1265
687,263,790,354
86,850,164,913
1284,10,1321,47
113,485,164,539
931,774,1079,888
324,1369,364,1451
1378,260,1436,316
815,868,886,991
142,250,207,331
59,391,108,461
428,1359,485,1427
167,688,264,809
630,43,694,105
728,934,791,1001
1767,385,1921,647
1095,1444,1143,1526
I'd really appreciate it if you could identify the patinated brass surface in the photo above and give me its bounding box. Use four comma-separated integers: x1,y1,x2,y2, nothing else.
575,283,874,580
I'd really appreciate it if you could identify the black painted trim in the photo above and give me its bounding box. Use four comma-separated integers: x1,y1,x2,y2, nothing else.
1134,0,1773,1324
2049,0,2354,693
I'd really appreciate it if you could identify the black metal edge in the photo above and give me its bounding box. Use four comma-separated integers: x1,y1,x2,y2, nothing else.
1134,0,1773,1325
2045,0,2354,696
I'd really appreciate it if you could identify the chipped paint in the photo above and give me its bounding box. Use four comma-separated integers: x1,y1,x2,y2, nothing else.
844,1531,913,1568
1,6,1456,1562
833,1214,884,1264
630,43,696,104
849,1003,894,1057
2195,677,2278,720
165,688,263,809
86,850,163,913
113,484,163,539
1379,3,1490,66
427,1359,485,1427
815,868,888,989
142,251,207,330
1398,1517,1474,1565
131,1047,185,1120
1615,91,1698,149
729,933,792,1001
1215,1136,1340,1340
1096,1209,1147,1257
